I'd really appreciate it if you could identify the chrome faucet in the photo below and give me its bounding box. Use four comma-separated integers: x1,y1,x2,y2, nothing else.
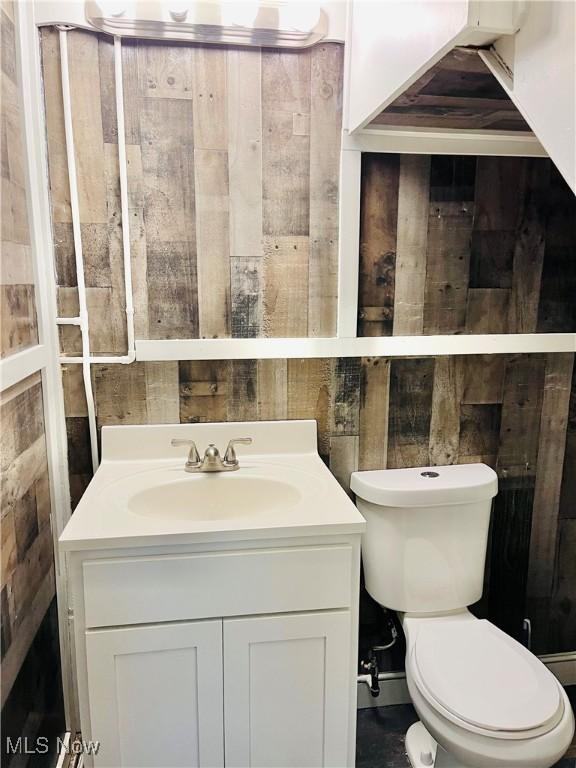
171,438,252,473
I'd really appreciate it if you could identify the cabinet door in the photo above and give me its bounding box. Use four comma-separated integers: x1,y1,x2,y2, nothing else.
85,620,223,768
224,611,352,768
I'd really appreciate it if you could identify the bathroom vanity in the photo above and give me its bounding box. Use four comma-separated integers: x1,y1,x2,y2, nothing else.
60,421,365,768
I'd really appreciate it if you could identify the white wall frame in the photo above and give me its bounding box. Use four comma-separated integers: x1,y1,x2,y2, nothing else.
136,334,575,362
135,123,573,362
343,127,548,158
0,345,48,392
14,1,77,731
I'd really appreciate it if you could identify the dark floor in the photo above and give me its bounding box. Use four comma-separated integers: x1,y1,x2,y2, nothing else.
356,687,576,768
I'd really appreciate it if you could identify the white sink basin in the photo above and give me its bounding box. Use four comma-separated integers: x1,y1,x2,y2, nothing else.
59,421,366,551
128,474,302,521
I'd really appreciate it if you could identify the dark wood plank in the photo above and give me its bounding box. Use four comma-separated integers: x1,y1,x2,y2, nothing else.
423,201,474,334
331,358,361,436
548,519,576,653
358,154,399,336
387,358,434,469
358,358,390,470
487,481,534,641
526,353,574,651
508,160,551,333
497,354,545,478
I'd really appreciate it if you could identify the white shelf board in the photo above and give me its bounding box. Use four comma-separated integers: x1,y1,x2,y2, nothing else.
135,334,575,362
343,128,548,158
0,344,48,392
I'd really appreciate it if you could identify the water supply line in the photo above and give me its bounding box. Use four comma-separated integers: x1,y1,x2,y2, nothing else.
55,30,136,470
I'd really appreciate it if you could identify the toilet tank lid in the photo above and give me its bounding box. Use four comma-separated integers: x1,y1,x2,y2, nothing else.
350,464,498,507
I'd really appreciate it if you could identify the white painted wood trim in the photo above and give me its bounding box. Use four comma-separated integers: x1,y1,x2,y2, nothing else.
136,333,575,361
0,345,48,391
15,1,77,731
337,148,362,337
343,128,548,157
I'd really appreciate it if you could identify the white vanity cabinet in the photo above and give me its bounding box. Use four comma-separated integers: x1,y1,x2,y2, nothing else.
70,538,361,768
60,421,366,768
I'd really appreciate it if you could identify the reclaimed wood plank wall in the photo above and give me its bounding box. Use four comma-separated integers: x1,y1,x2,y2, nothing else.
38,30,575,656
359,154,576,336
1,2,57,708
64,353,575,654
0,374,55,705
1,1,38,356
40,29,343,344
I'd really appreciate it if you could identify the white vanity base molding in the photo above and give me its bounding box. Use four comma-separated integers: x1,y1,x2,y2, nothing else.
60,421,365,768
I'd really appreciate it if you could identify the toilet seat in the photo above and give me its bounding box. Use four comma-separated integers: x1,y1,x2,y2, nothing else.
410,619,564,740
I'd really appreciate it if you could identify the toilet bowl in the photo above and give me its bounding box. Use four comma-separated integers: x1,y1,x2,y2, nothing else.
402,611,574,768
351,464,575,768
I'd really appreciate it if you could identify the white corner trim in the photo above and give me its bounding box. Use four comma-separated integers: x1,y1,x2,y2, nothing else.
135,333,576,362
0,344,48,392
15,1,77,732
343,128,548,158
337,149,361,337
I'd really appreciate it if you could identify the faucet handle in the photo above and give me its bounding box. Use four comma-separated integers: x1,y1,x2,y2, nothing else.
224,438,252,465
171,438,201,466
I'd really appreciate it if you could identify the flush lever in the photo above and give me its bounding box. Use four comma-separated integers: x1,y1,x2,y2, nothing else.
171,438,201,468
223,438,253,466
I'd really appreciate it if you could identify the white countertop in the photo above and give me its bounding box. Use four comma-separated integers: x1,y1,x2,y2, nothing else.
60,421,366,552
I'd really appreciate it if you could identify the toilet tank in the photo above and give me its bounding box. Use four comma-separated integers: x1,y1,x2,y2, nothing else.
351,464,498,614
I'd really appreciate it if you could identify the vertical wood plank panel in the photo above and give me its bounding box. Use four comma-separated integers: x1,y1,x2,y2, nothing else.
549,519,576,653
68,30,107,224
332,358,361,436
423,201,473,334
526,352,574,651
139,98,197,338
393,155,430,335
262,237,308,337
231,258,262,339
144,362,180,424
497,355,546,478
308,43,343,337
358,358,389,470
508,160,550,333
429,356,463,465
194,150,231,338
287,359,332,459
387,359,434,469
256,360,287,420
229,360,258,422
262,50,311,237
358,154,399,337
227,49,262,260
192,47,228,150
40,28,71,224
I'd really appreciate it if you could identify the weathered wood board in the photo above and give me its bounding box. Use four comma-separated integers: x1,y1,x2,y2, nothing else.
359,154,575,337
40,31,344,343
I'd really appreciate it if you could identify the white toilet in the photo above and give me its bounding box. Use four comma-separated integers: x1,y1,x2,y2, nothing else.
351,463,574,768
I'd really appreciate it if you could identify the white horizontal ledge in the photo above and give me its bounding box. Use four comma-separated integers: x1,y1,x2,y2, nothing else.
0,344,48,391
342,127,548,157
135,334,575,362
